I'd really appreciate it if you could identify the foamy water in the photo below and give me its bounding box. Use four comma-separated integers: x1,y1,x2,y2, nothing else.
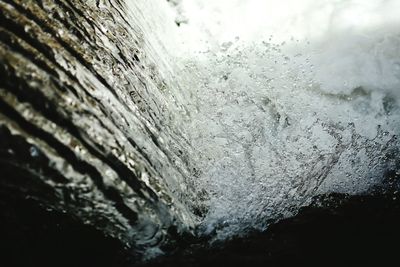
165,0,400,239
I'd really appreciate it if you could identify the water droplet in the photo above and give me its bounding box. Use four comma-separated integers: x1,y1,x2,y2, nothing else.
30,146,39,157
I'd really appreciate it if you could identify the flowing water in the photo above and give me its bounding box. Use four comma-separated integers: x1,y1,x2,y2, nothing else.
1,0,399,261
163,0,400,240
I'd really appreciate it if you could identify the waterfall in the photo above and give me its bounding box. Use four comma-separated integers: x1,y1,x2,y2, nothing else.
1,0,399,262
0,0,197,260
168,0,400,239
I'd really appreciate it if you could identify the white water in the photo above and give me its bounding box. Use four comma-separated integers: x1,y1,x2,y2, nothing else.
163,0,400,239
124,0,400,243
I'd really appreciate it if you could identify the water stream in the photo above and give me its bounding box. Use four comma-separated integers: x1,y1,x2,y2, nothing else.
164,0,400,240
1,0,399,261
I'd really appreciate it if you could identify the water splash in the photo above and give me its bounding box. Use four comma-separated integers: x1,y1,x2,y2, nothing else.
169,0,400,240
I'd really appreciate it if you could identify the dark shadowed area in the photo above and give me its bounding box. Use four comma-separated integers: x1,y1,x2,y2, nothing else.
1,189,400,267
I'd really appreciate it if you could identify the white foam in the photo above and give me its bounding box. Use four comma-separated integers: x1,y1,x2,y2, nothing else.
170,0,400,239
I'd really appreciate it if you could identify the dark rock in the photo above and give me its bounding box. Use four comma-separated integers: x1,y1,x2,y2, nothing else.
1,192,399,267
143,193,400,267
